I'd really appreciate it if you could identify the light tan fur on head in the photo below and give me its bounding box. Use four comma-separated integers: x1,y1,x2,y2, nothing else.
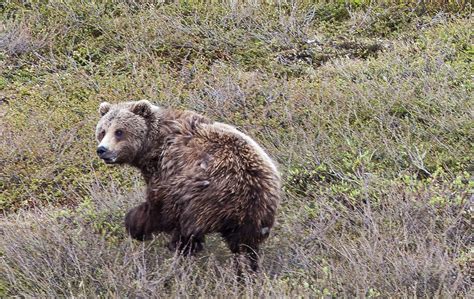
95,100,160,164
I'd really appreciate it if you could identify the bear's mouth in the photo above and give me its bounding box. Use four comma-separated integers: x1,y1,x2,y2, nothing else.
102,156,118,164
102,156,117,164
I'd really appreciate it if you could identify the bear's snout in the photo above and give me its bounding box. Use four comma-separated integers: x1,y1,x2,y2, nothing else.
97,146,116,163
96,146,108,157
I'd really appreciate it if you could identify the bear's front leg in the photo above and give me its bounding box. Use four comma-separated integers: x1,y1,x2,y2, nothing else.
125,202,156,241
167,229,205,256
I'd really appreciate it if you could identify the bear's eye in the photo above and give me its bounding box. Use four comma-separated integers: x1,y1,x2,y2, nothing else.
99,130,105,140
115,129,124,138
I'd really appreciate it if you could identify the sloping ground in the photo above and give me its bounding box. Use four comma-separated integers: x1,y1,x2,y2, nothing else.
0,2,472,297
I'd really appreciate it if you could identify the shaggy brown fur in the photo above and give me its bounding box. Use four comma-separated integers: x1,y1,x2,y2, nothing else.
95,100,280,272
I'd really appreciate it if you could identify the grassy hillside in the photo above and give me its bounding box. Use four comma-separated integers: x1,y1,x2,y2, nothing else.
0,1,472,297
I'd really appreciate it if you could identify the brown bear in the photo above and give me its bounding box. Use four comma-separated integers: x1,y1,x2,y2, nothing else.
95,100,280,272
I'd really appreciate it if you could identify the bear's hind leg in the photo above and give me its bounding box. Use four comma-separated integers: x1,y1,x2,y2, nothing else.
224,232,261,275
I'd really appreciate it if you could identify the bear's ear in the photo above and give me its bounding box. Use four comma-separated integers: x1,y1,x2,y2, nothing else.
130,100,152,118
99,102,111,117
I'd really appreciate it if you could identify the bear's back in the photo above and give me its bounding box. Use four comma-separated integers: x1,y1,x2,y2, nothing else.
207,122,278,176
158,110,279,187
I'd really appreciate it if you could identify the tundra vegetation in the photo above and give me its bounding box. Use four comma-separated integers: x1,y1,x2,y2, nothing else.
0,1,472,297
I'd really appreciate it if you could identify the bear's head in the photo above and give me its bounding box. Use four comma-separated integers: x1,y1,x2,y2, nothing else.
95,100,155,164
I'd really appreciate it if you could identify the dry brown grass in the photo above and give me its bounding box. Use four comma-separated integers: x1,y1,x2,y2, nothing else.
1,174,470,297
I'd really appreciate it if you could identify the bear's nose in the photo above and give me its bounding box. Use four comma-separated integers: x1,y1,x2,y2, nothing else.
97,146,108,157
